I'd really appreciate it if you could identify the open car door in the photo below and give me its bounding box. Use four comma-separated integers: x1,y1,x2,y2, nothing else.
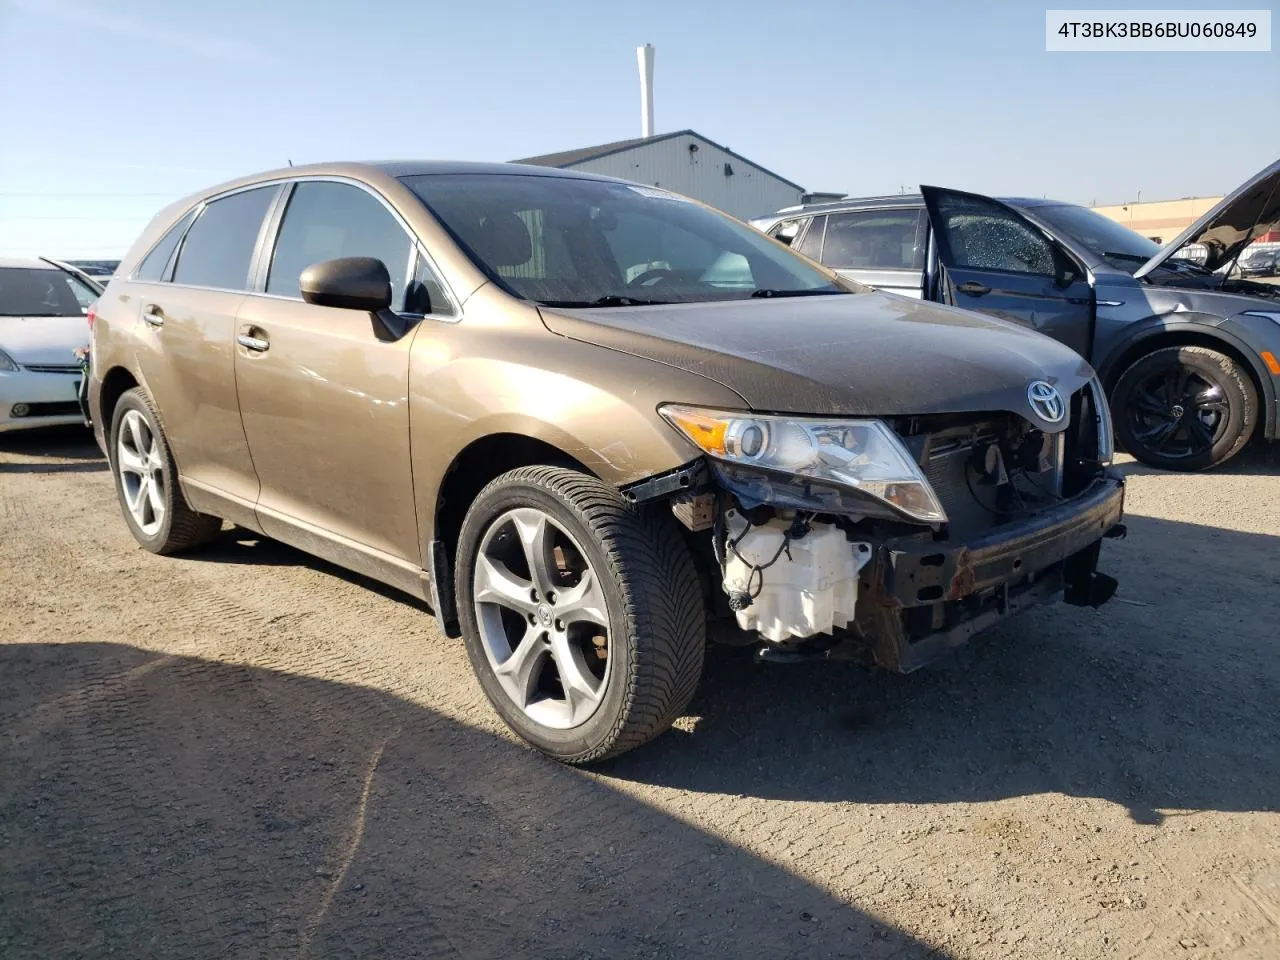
921,186,1095,359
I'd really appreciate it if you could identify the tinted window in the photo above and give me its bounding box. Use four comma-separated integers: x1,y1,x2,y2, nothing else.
172,188,275,290
822,209,923,269
934,194,1055,275
267,181,414,310
135,211,195,282
402,174,841,306
795,216,825,260
0,267,90,317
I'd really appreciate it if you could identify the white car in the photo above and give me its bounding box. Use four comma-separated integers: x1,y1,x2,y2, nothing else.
0,258,101,433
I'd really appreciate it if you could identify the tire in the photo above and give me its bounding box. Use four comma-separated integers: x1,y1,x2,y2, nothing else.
109,387,222,554
455,465,706,764
1113,345,1257,471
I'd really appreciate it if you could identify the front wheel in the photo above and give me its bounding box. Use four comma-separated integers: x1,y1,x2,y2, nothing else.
455,466,706,764
1113,345,1257,471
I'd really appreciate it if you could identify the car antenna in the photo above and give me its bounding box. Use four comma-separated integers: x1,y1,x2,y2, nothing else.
287,158,294,167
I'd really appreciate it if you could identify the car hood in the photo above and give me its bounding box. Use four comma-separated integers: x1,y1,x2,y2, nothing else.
0,315,90,365
1135,156,1280,279
540,291,1095,429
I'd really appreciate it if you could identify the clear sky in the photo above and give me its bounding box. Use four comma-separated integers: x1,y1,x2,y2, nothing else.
1,0,1277,256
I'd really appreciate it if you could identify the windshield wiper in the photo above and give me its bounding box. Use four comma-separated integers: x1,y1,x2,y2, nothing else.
542,295,672,308
749,288,842,298
1102,251,1150,264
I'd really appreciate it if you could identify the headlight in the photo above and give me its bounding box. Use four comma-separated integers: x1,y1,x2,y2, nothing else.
0,349,20,373
659,404,946,524
1242,310,1280,326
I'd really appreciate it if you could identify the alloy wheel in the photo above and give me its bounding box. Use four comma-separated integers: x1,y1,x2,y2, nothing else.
1126,363,1229,462
472,507,611,730
116,409,167,536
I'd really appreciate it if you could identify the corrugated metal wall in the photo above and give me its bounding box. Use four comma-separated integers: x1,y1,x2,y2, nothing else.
565,134,803,220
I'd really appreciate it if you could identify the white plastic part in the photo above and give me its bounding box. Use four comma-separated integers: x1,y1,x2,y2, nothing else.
722,511,872,643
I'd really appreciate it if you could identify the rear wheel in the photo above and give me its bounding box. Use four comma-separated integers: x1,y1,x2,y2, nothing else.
455,466,706,763
1113,345,1256,471
109,388,222,553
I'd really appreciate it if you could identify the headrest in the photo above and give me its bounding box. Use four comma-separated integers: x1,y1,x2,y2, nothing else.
467,211,532,268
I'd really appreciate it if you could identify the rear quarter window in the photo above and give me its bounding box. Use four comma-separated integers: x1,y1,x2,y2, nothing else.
134,210,196,282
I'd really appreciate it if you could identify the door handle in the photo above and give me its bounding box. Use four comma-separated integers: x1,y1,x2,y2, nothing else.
142,305,165,327
956,281,991,297
237,334,270,352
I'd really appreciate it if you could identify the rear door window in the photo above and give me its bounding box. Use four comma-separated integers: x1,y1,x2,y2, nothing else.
266,181,415,310
821,209,925,270
172,188,276,291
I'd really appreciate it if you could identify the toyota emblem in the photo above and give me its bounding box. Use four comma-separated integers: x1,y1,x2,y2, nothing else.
1027,380,1066,424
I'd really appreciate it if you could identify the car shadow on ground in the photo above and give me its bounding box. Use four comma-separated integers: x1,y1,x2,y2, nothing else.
196,529,435,610
0,426,105,473
1114,440,1280,478
605,513,1279,827
0,642,942,960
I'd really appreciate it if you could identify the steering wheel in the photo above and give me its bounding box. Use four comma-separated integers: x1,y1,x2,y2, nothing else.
627,267,677,288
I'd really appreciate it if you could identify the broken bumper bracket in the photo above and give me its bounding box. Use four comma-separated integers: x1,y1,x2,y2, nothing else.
867,474,1126,672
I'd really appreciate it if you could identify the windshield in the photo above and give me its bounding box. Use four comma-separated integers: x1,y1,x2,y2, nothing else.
0,267,96,317
1031,204,1161,273
401,173,844,306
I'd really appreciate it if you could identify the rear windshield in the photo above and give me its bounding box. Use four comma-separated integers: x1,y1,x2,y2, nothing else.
1031,204,1161,273
400,173,845,307
0,267,98,317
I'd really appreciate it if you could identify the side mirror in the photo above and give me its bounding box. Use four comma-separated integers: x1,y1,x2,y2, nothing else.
299,256,409,341
300,257,392,311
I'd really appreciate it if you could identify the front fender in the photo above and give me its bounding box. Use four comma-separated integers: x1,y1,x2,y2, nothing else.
1096,315,1277,438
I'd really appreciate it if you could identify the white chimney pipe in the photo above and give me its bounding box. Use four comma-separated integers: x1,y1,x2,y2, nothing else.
637,43,655,138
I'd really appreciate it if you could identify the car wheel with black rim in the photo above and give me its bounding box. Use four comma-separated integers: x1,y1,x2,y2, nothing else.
109,387,222,553
1113,345,1256,471
454,465,706,764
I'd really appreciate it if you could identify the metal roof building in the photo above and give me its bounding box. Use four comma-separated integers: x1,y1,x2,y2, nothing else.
514,129,806,221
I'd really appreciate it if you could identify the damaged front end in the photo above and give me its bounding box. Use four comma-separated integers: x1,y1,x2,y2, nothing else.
624,382,1126,672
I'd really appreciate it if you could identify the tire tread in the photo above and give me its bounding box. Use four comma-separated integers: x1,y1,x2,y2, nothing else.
113,388,222,554
461,466,706,764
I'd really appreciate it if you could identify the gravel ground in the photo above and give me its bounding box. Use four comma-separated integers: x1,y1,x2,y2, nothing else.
1,426,1277,959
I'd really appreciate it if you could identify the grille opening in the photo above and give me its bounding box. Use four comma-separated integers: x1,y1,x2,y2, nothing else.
905,408,1073,539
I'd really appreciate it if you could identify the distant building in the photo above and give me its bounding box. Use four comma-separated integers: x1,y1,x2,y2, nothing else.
1092,196,1223,245
514,129,806,221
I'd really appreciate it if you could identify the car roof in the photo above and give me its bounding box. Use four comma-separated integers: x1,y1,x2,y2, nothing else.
369,160,621,182
185,160,624,201
0,258,59,270
763,193,1073,220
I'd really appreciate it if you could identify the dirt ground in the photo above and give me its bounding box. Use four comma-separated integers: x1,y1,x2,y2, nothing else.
2,427,1277,960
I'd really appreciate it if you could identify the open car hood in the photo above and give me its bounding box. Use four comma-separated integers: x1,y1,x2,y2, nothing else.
1135,156,1280,279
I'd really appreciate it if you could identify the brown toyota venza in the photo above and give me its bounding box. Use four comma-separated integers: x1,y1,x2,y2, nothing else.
89,162,1126,762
